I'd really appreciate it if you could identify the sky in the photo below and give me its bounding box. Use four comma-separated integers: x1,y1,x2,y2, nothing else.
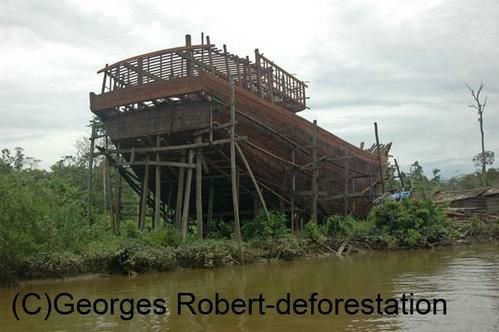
0,0,498,178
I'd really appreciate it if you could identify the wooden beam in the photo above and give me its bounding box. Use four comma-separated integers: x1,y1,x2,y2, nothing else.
175,152,186,229
116,160,195,168
311,120,318,223
374,122,385,194
344,155,350,216
291,149,296,231
105,137,246,155
207,178,214,226
154,137,161,228
139,155,150,230
229,80,243,256
181,149,195,239
195,137,203,240
87,120,96,223
235,143,270,220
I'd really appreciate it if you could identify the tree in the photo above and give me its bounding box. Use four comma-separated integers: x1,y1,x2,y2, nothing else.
466,82,491,185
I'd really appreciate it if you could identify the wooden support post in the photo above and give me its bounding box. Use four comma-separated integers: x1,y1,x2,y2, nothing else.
255,49,263,97
87,120,96,223
175,152,186,229
206,36,214,74
195,137,203,240
104,158,116,234
267,69,274,103
154,137,161,228
343,155,350,216
394,158,405,189
181,149,195,240
235,143,270,221
236,56,242,88
139,154,150,231
209,103,214,143
374,122,385,194
245,56,251,90
103,135,108,212
185,34,193,77
229,80,243,257
291,149,296,231
223,44,231,79
116,168,122,233
311,120,318,224
207,178,214,226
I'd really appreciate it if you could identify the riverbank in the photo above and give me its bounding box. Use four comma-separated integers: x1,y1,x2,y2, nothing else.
2,199,498,286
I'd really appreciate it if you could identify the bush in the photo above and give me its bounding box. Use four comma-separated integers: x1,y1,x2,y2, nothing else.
368,199,456,248
175,240,242,268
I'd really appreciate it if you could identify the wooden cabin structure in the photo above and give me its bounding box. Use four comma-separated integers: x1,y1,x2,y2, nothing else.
88,34,389,238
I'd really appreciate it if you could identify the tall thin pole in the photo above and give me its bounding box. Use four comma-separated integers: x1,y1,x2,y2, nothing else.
195,136,203,240
139,154,150,230
154,136,161,228
87,120,96,223
230,80,243,256
181,149,194,239
235,143,270,220
175,152,186,230
291,148,296,231
311,120,318,224
374,122,385,194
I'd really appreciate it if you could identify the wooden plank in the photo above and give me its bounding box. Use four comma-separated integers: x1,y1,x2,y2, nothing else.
90,76,204,112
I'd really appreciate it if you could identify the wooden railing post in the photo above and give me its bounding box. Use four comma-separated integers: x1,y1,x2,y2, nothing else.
255,49,263,97
223,44,231,79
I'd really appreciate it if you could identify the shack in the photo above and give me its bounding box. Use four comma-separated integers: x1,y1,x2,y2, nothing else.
433,187,499,215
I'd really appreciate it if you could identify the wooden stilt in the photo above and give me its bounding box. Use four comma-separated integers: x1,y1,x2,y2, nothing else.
291,148,296,231
207,178,214,227
87,120,96,223
229,80,243,258
104,158,117,234
374,122,385,194
344,155,350,216
175,152,186,229
139,154,150,230
181,149,195,239
116,161,122,233
195,137,203,240
235,143,270,220
311,120,318,224
154,137,161,228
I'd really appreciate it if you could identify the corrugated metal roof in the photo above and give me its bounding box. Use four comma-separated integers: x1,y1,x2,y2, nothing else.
484,187,499,196
433,187,490,203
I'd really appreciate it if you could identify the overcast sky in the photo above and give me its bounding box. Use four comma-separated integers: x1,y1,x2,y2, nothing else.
1,0,498,177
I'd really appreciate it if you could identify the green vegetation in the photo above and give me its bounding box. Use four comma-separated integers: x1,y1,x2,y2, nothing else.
1,146,498,286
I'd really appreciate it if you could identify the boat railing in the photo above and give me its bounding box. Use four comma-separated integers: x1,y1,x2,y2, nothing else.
97,36,307,112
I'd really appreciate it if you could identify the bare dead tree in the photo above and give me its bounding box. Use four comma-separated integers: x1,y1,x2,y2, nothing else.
465,82,489,185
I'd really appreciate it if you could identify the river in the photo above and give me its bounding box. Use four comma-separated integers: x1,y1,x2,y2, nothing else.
0,243,498,331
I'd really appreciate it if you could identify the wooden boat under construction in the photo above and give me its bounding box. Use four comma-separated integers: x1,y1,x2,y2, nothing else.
89,34,389,237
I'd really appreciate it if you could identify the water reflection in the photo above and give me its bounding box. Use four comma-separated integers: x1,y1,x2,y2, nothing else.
0,243,497,331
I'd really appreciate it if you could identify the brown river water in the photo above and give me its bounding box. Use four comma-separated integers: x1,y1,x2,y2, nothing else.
0,243,498,331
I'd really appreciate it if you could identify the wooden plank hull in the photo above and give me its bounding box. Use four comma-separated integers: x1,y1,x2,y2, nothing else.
91,73,384,218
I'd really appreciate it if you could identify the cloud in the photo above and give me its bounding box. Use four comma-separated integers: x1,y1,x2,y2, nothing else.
0,0,498,177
